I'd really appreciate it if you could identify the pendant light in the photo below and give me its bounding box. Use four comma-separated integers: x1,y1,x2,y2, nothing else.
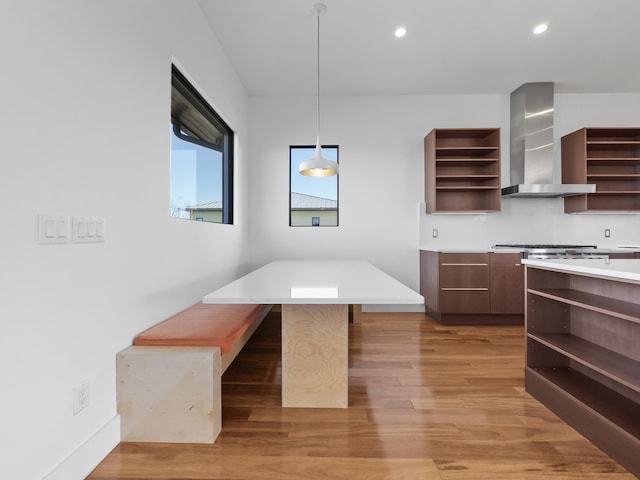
299,2,339,177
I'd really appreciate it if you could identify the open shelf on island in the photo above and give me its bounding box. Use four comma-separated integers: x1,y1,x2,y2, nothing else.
528,332,640,392
527,287,640,324
525,263,640,476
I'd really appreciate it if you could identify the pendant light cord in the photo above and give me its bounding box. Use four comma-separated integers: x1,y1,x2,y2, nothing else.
316,11,321,141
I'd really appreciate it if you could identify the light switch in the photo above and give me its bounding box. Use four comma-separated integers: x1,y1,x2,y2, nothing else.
72,215,105,243
77,218,87,238
38,214,69,244
57,218,67,239
45,219,56,238
95,219,105,239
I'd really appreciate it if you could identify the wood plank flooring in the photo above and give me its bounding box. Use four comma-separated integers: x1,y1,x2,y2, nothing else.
88,312,636,479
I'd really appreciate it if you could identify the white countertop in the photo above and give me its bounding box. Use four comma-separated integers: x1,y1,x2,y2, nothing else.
421,247,640,254
420,248,524,253
202,260,424,305
522,258,640,282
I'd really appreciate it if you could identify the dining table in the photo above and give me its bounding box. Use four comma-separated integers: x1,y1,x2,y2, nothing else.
202,260,424,408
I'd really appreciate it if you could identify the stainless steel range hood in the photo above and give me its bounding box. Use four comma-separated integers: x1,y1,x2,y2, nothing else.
501,82,595,198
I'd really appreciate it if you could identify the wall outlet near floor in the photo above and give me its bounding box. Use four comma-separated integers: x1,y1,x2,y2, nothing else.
604,228,611,238
73,381,90,415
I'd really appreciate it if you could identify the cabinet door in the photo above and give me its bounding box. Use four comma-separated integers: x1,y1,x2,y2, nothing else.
490,252,524,314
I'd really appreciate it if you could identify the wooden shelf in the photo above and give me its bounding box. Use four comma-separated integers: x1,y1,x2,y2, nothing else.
528,333,640,392
526,366,640,441
527,287,640,324
425,128,501,213
435,159,498,166
587,174,640,180
436,146,498,152
590,190,640,194
435,175,499,179
436,185,500,192
587,158,640,163
562,127,640,213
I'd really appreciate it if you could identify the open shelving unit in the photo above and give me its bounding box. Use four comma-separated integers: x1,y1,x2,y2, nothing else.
424,128,501,213
525,264,640,476
562,127,640,213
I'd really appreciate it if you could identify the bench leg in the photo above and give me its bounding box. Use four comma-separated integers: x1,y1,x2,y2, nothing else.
281,304,349,408
116,346,221,443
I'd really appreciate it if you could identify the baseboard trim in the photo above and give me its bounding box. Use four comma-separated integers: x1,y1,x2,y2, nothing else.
44,415,120,480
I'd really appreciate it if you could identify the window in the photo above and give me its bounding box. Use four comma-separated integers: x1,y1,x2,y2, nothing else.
170,65,234,224
289,145,339,226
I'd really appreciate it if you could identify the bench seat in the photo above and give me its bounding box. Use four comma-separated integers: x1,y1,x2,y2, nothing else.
117,302,272,444
133,303,270,373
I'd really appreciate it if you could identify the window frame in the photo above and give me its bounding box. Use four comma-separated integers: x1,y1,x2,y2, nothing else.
170,65,234,224
289,144,339,227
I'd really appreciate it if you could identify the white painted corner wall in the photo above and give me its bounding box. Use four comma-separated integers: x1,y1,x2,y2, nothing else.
0,1,250,478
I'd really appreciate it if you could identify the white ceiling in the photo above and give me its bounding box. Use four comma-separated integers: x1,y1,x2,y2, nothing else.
197,0,640,97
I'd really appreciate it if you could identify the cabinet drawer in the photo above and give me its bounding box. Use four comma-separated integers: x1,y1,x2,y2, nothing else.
440,289,490,313
440,253,489,264
440,264,490,288
490,252,523,264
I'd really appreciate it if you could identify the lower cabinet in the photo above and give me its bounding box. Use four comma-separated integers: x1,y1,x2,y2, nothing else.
490,252,524,314
420,250,524,325
525,263,640,477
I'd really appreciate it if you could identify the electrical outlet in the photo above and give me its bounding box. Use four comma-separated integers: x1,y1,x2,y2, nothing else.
604,229,611,238
432,228,438,238
73,381,90,415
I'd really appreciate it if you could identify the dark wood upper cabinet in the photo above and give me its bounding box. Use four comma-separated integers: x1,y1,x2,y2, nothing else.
424,128,502,213
562,127,640,213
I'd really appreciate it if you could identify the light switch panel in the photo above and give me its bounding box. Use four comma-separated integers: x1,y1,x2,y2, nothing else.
72,215,105,243
38,214,69,244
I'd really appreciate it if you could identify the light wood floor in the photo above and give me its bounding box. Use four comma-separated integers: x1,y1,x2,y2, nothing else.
88,312,635,479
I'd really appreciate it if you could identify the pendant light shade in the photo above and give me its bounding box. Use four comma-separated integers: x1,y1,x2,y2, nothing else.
299,3,338,177
299,135,337,177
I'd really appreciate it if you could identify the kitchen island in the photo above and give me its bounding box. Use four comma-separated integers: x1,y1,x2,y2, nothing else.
523,258,640,477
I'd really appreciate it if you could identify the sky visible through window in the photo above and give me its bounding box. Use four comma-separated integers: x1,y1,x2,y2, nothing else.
170,130,221,218
290,146,338,200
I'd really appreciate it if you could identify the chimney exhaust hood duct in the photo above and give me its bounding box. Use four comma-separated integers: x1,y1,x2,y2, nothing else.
501,82,595,198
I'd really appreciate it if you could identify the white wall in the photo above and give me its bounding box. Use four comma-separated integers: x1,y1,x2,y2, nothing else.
248,93,640,307
248,94,509,299
0,1,250,478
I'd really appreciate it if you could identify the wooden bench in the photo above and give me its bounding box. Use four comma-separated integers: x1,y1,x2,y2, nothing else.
116,302,272,444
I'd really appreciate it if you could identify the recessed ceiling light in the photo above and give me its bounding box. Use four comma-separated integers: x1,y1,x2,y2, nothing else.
533,23,548,35
394,26,407,38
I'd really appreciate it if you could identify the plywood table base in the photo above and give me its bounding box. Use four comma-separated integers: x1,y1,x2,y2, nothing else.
281,304,348,408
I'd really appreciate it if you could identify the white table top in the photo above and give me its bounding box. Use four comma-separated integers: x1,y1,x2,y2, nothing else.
202,260,424,305
523,258,640,283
